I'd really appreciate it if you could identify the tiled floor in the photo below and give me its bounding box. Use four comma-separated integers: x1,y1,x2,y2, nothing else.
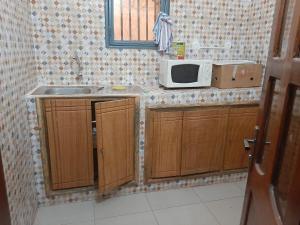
34,181,246,225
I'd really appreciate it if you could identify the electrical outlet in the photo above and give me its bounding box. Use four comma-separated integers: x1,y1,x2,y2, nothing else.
224,40,232,49
240,0,252,7
192,40,201,50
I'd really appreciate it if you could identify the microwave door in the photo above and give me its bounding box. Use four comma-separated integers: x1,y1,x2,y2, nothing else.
171,64,200,84
197,64,212,86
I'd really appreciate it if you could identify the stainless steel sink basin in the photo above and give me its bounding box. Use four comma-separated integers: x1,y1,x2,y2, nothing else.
31,86,104,95
44,87,92,95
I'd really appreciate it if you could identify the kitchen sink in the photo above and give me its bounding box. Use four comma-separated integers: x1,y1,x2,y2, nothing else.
31,86,104,95
44,87,92,95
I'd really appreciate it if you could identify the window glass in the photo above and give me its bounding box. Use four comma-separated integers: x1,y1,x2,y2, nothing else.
106,0,170,48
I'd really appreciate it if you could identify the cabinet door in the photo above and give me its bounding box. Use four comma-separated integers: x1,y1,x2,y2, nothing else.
181,107,228,175
95,98,135,193
45,99,94,190
223,106,258,170
148,111,183,178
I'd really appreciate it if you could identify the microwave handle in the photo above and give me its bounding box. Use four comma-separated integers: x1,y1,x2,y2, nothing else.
197,64,202,81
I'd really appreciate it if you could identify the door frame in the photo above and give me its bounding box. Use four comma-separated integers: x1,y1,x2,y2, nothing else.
240,0,300,224
0,152,11,225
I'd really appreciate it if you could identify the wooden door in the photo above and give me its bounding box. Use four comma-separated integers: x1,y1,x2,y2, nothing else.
181,107,228,175
95,98,135,193
223,106,258,170
147,110,183,178
45,99,94,190
0,152,11,225
241,1,300,225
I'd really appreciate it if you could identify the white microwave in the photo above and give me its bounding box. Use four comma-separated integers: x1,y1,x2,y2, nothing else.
159,59,213,88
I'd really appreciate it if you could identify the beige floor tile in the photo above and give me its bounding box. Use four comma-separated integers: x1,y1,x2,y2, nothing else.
206,196,244,225
193,183,243,202
234,180,247,193
146,188,201,210
36,201,94,225
94,193,151,220
95,212,157,225
153,203,219,225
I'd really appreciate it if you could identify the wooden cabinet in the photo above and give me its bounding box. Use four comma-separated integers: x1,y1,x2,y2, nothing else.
44,98,136,193
45,99,94,190
146,111,183,178
95,98,135,193
145,104,259,181
181,108,228,175
223,106,258,170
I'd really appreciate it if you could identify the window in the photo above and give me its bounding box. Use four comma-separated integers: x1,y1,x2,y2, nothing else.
105,0,170,49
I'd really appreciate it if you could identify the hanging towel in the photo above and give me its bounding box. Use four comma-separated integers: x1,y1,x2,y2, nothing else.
153,12,173,53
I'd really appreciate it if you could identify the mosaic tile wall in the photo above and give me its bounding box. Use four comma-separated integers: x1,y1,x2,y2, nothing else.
0,0,38,225
31,0,275,87
244,0,276,65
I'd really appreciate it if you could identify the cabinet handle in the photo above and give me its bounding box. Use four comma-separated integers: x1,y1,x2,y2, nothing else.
92,120,96,124
98,148,104,160
34,126,42,131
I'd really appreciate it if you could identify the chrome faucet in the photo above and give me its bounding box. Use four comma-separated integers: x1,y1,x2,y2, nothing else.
72,51,83,81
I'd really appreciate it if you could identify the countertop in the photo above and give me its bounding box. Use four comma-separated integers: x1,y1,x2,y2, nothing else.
26,85,262,106
27,85,145,98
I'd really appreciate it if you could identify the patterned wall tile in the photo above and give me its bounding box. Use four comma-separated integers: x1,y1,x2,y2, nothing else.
244,0,276,64
31,0,275,87
0,0,38,225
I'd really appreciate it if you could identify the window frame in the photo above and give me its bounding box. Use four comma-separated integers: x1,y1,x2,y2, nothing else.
105,0,170,49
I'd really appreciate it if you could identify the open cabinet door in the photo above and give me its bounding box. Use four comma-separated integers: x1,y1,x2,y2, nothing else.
95,98,135,193
240,1,300,225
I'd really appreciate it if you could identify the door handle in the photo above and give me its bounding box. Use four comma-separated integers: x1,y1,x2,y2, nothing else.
244,125,260,152
244,126,272,159
244,139,271,150
244,139,256,151
244,138,271,159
